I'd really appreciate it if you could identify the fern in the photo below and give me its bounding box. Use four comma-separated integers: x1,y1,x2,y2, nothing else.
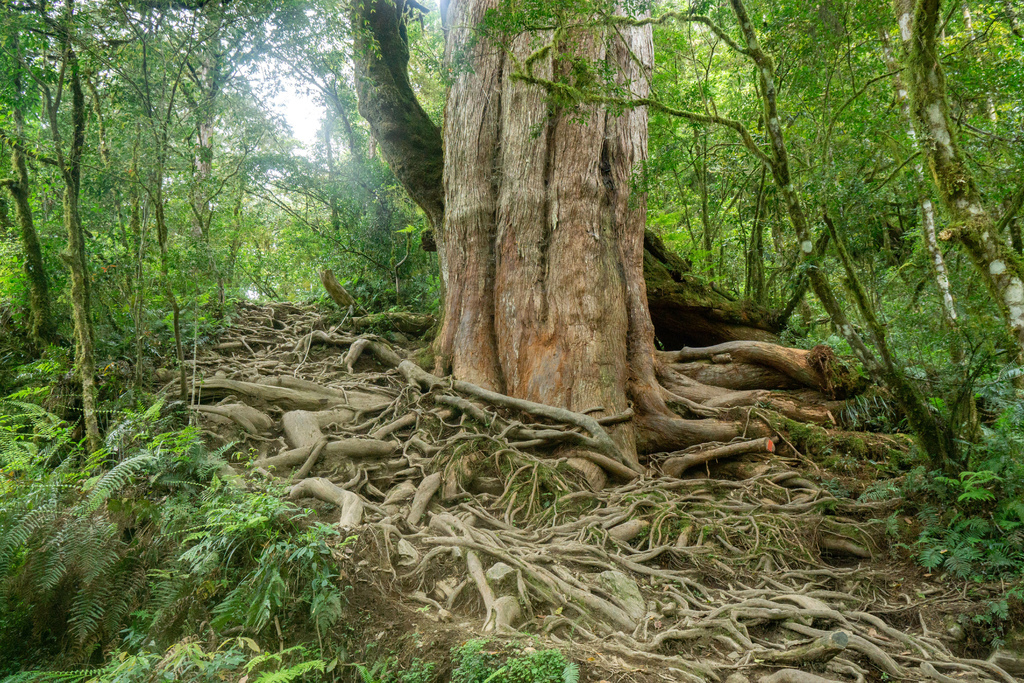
253,659,326,683
85,453,157,512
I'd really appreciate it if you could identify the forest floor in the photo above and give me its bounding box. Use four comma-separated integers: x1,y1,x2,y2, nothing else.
171,301,1021,683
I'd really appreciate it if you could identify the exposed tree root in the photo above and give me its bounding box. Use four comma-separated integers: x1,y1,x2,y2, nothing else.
166,302,1013,683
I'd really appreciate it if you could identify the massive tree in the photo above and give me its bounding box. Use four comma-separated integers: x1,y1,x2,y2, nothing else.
351,0,850,467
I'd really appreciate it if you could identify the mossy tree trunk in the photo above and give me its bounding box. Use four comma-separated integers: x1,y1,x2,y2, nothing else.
43,32,101,452
351,0,445,236
3,98,57,348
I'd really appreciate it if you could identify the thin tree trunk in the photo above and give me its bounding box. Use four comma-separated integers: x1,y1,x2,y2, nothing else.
961,6,998,122
154,188,187,402
746,166,767,304
129,126,148,387
47,40,100,452
5,100,57,347
695,130,714,277
879,29,958,329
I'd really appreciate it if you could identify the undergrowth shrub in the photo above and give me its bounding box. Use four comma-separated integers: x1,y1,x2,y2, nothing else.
0,397,350,678
3,640,326,683
449,640,578,683
868,395,1024,646
906,401,1024,583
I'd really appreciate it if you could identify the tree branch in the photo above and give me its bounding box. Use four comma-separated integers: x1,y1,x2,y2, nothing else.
0,128,58,167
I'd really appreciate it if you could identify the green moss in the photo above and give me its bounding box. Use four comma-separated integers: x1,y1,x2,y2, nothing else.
415,345,436,371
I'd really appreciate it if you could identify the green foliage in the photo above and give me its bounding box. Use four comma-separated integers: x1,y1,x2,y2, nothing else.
355,658,435,683
4,640,327,683
450,640,576,683
902,399,1024,582
0,396,350,676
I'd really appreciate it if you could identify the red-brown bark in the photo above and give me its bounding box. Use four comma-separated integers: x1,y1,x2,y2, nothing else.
435,3,663,460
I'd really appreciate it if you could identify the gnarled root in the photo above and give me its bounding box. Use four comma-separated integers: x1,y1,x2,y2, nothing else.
289,477,364,528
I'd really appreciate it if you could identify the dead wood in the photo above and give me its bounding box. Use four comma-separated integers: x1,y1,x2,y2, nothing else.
636,413,770,453
660,342,861,399
671,360,800,391
349,312,435,337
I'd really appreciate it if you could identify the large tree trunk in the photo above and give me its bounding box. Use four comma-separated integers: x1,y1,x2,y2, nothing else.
434,0,662,460
351,0,445,234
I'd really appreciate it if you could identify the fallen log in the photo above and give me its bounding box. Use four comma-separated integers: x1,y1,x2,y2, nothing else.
670,360,800,391
636,413,771,454
659,342,862,399
349,312,435,337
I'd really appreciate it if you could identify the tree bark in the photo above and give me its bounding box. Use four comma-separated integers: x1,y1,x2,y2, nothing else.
45,32,100,452
351,0,445,234
879,23,957,329
434,0,666,460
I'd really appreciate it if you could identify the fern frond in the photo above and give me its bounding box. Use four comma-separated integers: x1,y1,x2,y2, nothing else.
69,579,112,645
86,453,157,512
253,660,325,683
